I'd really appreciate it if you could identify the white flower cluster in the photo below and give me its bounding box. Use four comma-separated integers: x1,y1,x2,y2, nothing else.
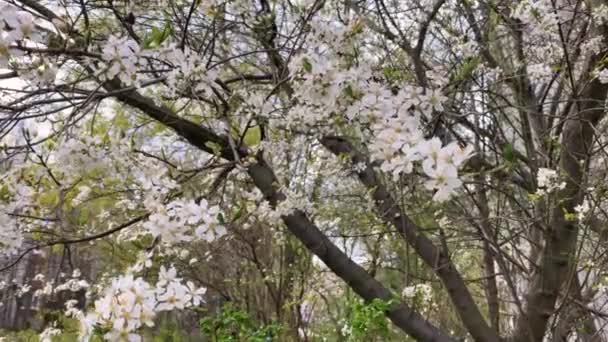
134,161,179,193
454,40,478,59
536,167,566,195
371,110,473,202
100,38,221,94
254,199,282,224
402,283,434,310
55,277,90,292
142,199,226,244
511,0,568,30
78,266,206,341
371,111,424,177
1,6,36,41
274,189,314,217
15,284,31,298
287,21,473,202
401,283,437,313
574,198,591,221
23,58,57,86
340,322,352,337
33,269,90,298
527,63,553,83
160,44,219,96
50,137,119,179
597,68,608,84
593,4,608,25
101,36,141,85
402,283,432,299
420,139,474,202
0,4,57,85
509,0,566,66
72,185,92,206
0,4,37,66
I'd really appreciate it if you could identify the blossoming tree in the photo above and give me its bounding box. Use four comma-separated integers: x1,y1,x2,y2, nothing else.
1,0,608,340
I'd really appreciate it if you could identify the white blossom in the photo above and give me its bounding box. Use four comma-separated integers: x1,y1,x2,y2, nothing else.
39,323,62,342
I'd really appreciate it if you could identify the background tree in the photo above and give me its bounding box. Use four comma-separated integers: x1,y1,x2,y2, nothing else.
0,0,608,341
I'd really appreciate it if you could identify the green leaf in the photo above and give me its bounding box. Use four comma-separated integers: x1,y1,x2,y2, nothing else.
302,57,312,73
38,190,59,207
344,84,362,100
232,206,242,221
204,141,222,155
528,192,541,202
382,66,402,82
563,208,577,222
453,56,481,82
113,110,130,130
502,143,515,163
243,126,261,147
0,185,10,201
143,22,173,49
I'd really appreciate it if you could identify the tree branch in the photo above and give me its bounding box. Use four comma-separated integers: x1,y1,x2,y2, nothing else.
320,136,500,342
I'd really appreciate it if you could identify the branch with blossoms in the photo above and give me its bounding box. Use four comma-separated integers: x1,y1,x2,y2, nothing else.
2,0,608,341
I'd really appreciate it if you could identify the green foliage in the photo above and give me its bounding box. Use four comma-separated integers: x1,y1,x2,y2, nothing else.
382,66,406,83
345,298,394,341
50,312,80,341
0,329,39,341
145,317,196,342
242,126,262,147
502,143,515,163
37,190,60,207
0,312,80,342
452,57,481,82
302,57,313,73
199,303,283,341
564,209,578,222
205,141,223,156
143,22,174,49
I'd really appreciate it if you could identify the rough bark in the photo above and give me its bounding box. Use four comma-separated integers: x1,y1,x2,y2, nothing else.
511,75,608,341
